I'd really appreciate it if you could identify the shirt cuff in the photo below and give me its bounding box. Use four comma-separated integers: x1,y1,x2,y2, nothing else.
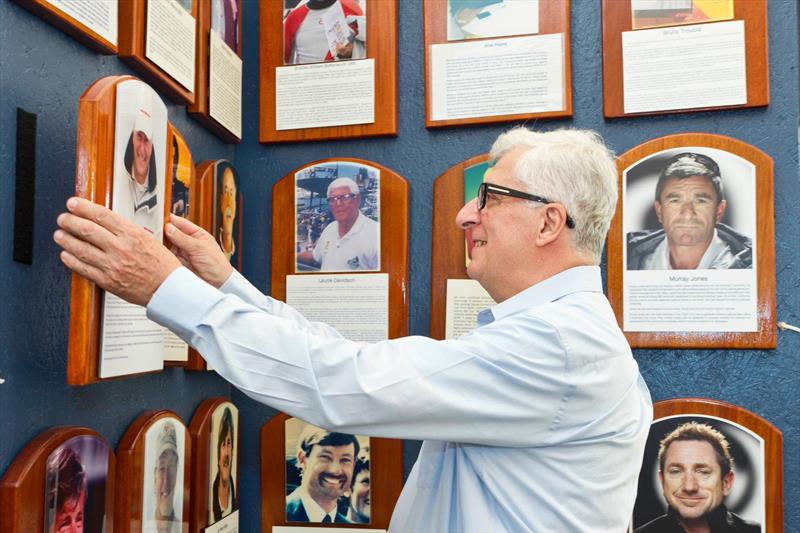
219,268,270,308
146,266,225,342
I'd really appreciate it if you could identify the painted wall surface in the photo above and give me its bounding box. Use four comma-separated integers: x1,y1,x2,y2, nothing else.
2,1,798,533
0,0,234,492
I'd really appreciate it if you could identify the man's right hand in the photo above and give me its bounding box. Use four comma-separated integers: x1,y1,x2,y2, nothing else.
165,214,233,288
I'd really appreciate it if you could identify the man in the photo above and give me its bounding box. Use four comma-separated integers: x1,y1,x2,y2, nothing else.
54,127,652,531
46,447,86,533
217,166,237,261
150,422,180,533
635,422,760,533
121,96,160,238
211,407,238,523
346,458,370,524
627,153,752,270
286,427,359,523
297,177,379,271
284,0,365,65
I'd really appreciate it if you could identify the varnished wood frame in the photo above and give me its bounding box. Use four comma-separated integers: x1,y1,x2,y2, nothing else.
601,0,768,118
67,75,174,385
187,0,242,143
271,158,409,341
188,398,240,533
118,0,197,105
606,133,776,349
164,124,195,368
260,413,403,530
12,0,117,53
116,411,191,533
429,154,487,340
423,0,572,129
644,398,783,532
0,427,116,533
258,0,398,143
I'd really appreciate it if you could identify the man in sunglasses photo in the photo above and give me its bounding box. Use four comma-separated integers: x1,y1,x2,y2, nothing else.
54,127,652,532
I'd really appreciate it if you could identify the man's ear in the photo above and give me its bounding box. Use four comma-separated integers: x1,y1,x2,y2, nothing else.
722,470,734,496
715,199,727,224
297,451,307,473
534,205,568,246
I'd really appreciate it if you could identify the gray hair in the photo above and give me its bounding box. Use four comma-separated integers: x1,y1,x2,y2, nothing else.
489,127,618,263
327,177,360,197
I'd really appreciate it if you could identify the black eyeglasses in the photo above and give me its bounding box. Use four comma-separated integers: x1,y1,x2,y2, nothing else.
477,182,575,229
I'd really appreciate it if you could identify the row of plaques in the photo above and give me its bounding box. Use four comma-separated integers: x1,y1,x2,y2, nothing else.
18,0,769,145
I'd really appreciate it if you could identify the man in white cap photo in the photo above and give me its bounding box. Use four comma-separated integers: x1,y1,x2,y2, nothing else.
146,421,181,533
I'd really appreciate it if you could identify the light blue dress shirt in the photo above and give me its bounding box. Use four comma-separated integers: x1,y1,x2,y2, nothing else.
148,265,652,532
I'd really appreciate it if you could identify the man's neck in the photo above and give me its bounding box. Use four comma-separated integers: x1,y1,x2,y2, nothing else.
678,516,711,533
218,477,230,509
668,240,712,269
337,214,358,238
133,171,148,186
489,253,592,303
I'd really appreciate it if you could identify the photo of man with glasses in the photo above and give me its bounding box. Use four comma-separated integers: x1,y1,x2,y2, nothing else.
296,172,380,272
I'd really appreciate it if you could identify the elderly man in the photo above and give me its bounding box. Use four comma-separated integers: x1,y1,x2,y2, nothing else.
635,422,760,533
54,127,652,532
150,422,180,533
627,152,752,270
286,427,359,523
46,447,86,533
297,176,379,271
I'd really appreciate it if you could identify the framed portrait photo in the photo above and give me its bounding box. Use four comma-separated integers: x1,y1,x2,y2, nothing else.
606,133,776,349
261,413,402,530
0,427,114,533
632,398,783,533
211,160,242,272
11,0,118,53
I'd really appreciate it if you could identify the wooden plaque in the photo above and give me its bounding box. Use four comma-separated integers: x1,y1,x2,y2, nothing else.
423,0,572,128
632,398,783,532
118,0,197,105
67,75,174,385
429,154,487,340
271,158,409,341
259,0,398,143
601,0,768,118
188,398,240,533
12,0,117,54
187,0,242,143
260,413,403,529
0,427,115,533
606,133,775,349
116,411,191,533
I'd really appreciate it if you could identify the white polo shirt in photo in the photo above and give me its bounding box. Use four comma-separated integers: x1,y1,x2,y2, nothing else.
312,212,379,271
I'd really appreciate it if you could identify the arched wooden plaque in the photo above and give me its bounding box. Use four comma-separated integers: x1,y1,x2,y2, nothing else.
271,158,409,341
118,0,197,105
187,0,242,144
606,133,775,349
67,75,175,385
12,0,117,54
116,410,191,533
601,0,768,118
429,154,488,340
631,398,783,533
260,413,403,530
188,398,240,533
0,427,115,533
259,0,397,143
423,0,572,128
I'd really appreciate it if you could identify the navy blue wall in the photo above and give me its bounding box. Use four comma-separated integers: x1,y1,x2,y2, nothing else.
2,1,797,532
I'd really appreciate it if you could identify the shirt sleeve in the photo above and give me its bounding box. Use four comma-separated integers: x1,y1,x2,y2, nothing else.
147,267,571,446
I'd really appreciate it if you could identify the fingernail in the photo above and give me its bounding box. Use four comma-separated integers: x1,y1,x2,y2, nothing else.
67,198,77,209
166,223,175,235
53,229,63,241
56,213,65,226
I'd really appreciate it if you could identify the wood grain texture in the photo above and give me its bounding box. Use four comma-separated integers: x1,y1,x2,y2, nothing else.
260,413,403,530
12,0,118,54
259,0,398,143
186,0,242,143
652,398,783,533
118,0,196,105
188,398,239,533
601,0,769,118
270,158,409,340
0,427,116,533
115,410,191,533
429,154,487,340
606,133,776,348
423,0,572,128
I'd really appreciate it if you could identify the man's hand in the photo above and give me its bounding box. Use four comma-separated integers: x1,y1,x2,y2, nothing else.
53,197,181,306
164,214,233,288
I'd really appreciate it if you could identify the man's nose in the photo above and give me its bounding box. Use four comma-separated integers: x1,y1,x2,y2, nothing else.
680,201,696,214
455,198,480,229
682,473,699,492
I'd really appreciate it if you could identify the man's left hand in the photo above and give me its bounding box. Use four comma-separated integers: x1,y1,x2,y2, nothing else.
53,197,181,307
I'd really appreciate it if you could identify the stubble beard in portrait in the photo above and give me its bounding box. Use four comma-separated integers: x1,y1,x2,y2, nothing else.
300,444,355,513
132,131,153,186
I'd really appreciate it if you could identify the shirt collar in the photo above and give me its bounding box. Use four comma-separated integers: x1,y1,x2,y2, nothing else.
486,266,603,323
298,485,337,522
336,212,366,240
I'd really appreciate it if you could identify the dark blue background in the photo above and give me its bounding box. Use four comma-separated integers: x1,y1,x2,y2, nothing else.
1,1,797,531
